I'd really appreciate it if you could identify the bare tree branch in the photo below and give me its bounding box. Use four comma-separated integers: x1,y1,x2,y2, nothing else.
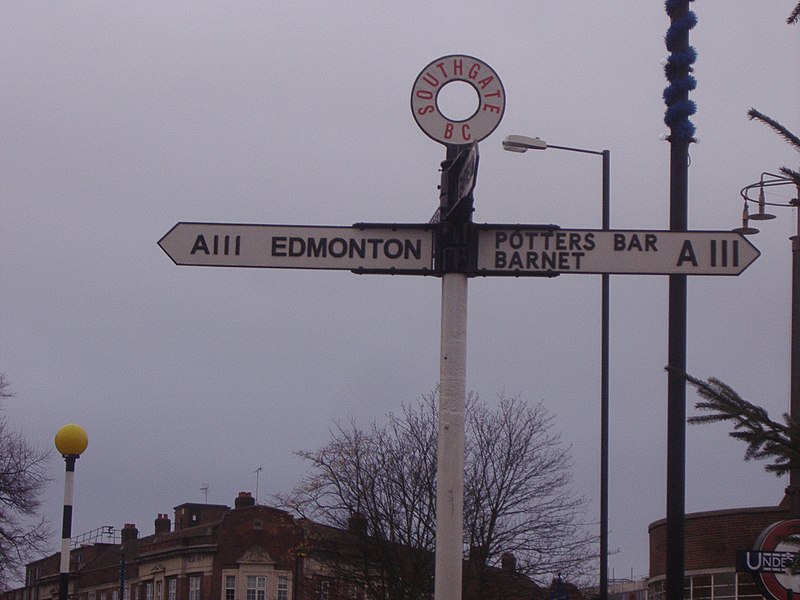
278,389,595,599
0,374,52,591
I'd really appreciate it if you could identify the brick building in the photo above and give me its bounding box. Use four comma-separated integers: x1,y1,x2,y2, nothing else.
647,498,793,600
4,492,542,600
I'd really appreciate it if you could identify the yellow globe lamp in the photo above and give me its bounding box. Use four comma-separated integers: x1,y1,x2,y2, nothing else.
55,424,89,457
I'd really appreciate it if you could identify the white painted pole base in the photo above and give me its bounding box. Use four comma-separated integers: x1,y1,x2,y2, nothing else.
435,272,468,600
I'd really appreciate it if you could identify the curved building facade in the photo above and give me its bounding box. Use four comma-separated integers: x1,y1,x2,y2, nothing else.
648,500,793,600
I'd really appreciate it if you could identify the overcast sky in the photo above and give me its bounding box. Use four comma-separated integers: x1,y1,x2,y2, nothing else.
2,1,799,585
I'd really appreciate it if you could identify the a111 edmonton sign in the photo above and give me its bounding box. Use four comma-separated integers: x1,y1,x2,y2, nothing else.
158,222,436,274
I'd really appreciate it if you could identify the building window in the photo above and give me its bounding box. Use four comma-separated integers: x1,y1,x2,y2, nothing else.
189,576,201,600
113,592,118,600
350,584,364,600
649,572,768,600
317,580,330,600
167,579,176,600
156,581,162,600
736,576,762,600
145,583,153,600
692,575,712,600
100,592,107,600
246,576,266,600
277,577,288,600
225,576,236,600
89,592,96,600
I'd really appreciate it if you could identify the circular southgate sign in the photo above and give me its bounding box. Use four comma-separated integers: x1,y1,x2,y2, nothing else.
411,55,505,146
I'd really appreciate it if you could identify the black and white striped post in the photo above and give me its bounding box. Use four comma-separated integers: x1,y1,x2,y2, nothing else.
54,424,89,600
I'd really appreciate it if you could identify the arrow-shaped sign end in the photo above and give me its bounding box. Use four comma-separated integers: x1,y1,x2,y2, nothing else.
157,223,185,265
735,233,761,274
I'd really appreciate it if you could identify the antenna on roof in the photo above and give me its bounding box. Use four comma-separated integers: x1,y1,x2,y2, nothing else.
200,483,209,504
254,467,263,504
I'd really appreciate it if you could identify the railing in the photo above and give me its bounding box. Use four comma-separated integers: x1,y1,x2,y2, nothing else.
71,526,119,548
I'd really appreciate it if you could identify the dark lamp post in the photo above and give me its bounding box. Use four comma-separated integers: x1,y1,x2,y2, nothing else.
735,172,800,513
502,135,611,600
55,424,88,600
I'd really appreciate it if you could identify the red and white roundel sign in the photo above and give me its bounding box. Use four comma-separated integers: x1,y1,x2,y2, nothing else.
753,520,800,600
411,55,505,146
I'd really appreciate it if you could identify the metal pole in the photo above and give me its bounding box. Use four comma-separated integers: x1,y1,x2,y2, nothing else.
547,143,611,597
59,456,77,600
666,249,687,600
663,3,693,599
540,143,612,597
790,192,800,514
665,114,690,600
665,137,689,600
119,556,126,600
600,149,610,600
435,271,468,600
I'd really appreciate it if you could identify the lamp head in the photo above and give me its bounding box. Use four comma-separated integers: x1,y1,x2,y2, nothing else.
733,202,759,235
502,135,548,153
749,186,777,221
55,423,88,457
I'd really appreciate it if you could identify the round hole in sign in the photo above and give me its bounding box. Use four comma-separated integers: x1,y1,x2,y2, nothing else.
436,80,479,122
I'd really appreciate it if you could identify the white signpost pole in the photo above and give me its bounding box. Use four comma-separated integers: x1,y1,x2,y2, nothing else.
412,54,505,600
435,271,468,600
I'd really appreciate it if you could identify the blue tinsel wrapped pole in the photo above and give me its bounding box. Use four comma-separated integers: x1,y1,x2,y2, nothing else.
664,6,696,600
663,0,697,142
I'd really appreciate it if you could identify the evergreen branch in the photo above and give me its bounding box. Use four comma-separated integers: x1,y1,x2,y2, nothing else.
668,367,800,476
788,2,800,24
748,108,800,151
779,167,800,186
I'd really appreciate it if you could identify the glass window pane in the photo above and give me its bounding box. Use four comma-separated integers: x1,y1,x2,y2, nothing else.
648,579,665,600
278,577,288,600
713,573,736,600
693,574,712,600
737,574,761,600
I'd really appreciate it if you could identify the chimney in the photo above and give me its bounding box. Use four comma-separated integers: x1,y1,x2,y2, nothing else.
501,552,517,573
154,514,171,535
468,545,487,563
235,492,256,509
348,512,367,535
121,524,138,544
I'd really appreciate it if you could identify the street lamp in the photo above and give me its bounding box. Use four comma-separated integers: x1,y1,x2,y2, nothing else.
734,172,800,514
502,135,611,600
55,424,89,600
